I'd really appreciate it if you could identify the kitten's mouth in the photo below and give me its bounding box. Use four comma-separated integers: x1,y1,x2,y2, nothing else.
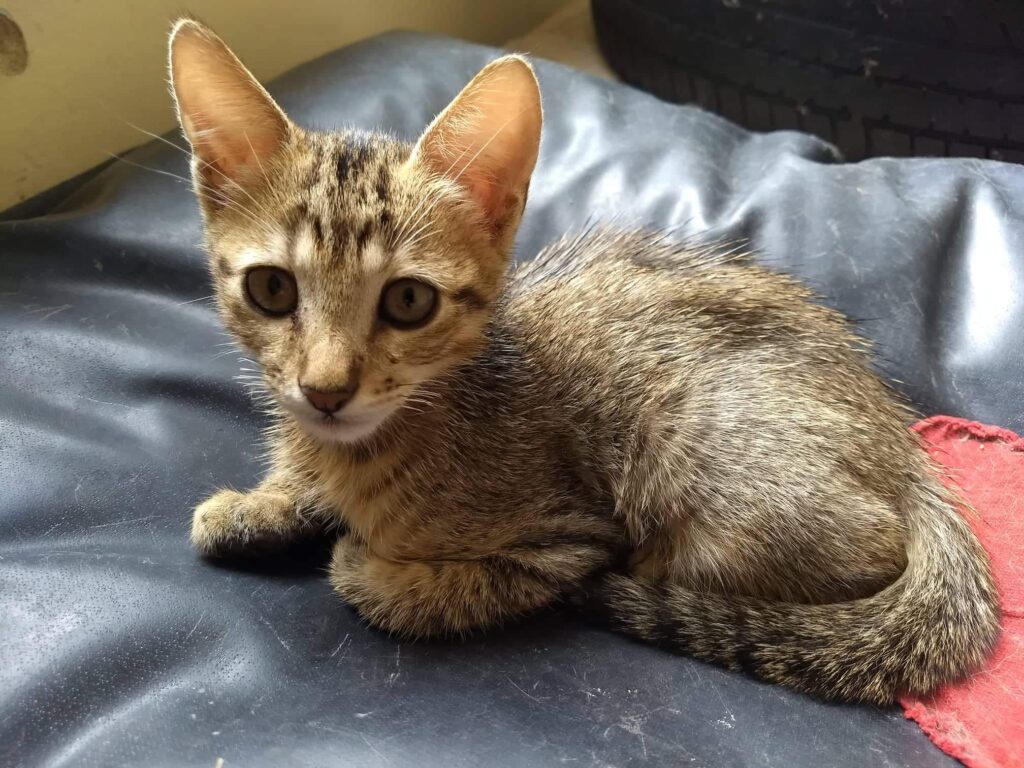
293,403,394,444
318,412,365,429
276,384,400,444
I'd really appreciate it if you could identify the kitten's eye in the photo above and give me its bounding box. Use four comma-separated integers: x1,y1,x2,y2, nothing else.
245,267,298,316
379,278,438,328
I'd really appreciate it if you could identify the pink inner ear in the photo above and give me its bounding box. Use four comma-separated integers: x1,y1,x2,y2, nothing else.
420,132,522,235
171,22,288,194
426,119,535,237
463,172,504,226
410,57,541,239
181,89,286,191
193,117,281,188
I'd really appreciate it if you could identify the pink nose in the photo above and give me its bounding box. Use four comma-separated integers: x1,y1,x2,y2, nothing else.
300,384,356,414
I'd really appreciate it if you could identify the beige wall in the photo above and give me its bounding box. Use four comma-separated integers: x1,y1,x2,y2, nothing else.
0,0,566,210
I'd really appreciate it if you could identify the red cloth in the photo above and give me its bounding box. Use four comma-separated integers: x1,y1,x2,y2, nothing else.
901,416,1024,768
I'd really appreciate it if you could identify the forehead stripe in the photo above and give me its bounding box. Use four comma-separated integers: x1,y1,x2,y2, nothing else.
355,220,373,255
336,141,370,188
310,215,325,248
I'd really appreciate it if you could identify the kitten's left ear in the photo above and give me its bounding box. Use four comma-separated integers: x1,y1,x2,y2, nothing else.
409,56,542,247
168,18,291,200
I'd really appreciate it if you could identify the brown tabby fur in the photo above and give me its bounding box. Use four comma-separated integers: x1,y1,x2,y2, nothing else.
169,19,1000,704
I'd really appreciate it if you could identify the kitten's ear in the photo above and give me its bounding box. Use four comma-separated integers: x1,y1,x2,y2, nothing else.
409,56,542,245
168,19,290,197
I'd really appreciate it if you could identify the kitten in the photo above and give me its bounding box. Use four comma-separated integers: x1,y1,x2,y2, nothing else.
169,19,999,704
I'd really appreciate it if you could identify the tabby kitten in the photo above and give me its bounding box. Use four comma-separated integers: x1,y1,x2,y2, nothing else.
169,20,999,704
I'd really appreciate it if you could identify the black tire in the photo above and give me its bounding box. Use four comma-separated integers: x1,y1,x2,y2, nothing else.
591,0,1024,162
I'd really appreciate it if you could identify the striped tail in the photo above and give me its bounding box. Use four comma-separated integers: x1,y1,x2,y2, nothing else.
578,478,1000,704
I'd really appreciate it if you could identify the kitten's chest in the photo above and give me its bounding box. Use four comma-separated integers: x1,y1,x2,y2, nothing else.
309,447,428,553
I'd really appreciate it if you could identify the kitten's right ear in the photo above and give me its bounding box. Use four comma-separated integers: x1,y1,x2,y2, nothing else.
168,19,290,198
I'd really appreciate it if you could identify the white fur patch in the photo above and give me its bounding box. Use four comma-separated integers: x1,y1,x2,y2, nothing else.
235,229,288,270
362,240,387,274
280,381,398,444
292,223,317,269
235,247,281,270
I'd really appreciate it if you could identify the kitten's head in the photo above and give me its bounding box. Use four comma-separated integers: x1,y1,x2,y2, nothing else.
169,20,541,444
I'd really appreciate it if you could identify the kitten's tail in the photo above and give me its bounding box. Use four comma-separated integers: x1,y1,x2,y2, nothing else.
578,476,1001,704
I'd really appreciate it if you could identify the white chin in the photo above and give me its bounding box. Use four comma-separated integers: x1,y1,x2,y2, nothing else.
294,407,393,444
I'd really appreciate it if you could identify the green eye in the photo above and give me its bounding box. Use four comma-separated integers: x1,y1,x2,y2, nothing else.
245,267,298,316
379,278,438,328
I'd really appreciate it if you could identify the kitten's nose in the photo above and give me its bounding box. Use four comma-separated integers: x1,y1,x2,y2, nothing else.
300,383,357,414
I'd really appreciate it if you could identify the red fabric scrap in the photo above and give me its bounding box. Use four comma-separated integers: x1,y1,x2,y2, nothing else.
900,416,1024,768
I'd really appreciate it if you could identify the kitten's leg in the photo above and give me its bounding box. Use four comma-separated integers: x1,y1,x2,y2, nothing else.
329,536,608,637
191,474,310,556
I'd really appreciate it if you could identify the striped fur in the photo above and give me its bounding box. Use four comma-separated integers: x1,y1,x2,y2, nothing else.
172,21,1000,703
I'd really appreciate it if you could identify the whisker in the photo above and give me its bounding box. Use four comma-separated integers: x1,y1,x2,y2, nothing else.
176,294,214,307
111,146,279,238
107,153,193,185
125,122,193,159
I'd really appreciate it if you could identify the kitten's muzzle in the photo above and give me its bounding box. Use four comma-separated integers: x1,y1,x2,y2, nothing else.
300,382,358,414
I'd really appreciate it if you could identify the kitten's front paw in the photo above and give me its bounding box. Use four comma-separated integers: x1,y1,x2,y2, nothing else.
191,488,297,557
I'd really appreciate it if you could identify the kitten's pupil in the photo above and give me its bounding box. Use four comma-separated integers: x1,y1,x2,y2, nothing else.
244,266,297,316
379,278,437,328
